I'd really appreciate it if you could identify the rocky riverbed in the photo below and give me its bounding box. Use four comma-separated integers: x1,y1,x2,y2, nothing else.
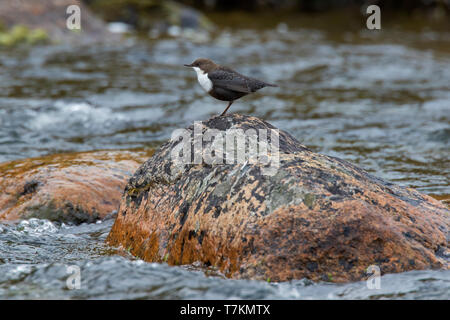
107,114,449,283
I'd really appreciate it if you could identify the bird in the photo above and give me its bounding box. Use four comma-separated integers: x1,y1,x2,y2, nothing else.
184,58,277,116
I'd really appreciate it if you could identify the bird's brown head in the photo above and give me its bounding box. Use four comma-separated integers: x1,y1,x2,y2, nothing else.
184,58,217,73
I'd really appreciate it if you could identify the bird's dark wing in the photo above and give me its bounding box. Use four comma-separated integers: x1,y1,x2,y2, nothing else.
208,68,266,93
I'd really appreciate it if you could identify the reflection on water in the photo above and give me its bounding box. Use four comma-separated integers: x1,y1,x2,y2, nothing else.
0,12,449,299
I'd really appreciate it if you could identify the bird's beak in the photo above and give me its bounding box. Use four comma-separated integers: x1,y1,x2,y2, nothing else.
184,64,193,67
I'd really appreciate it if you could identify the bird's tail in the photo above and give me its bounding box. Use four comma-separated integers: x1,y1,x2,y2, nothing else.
265,82,278,87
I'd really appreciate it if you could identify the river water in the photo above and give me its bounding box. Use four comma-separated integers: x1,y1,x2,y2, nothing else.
0,12,449,299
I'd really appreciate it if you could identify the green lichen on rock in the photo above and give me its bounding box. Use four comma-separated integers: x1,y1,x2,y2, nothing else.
0,25,49,47
303,193,316,209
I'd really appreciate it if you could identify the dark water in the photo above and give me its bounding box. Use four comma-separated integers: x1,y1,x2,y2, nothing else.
0,13,449,299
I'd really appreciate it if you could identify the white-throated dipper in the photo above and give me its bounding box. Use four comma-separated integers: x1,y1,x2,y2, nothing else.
184,58,277,115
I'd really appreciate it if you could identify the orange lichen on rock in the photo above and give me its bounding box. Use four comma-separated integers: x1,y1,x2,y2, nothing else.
106,114,449,282
0,149,152,224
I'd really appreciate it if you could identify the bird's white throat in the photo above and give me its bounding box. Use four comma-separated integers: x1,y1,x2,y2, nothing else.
193,67,213,92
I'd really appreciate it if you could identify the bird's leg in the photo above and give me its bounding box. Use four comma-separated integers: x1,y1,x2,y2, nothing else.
220,101,234,116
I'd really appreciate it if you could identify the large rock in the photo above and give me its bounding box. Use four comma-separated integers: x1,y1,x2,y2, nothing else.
0,150,151,224
107,114,449,282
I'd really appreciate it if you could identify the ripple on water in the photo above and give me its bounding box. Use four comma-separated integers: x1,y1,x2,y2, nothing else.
0,219,114,265
0,253,448,300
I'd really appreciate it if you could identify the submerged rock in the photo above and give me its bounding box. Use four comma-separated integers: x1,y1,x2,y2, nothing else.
0,150,151,224
107,114,449,282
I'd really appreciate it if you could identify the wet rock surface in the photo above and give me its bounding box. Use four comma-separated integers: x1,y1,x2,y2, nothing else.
107,114,449,282
0,150,151,224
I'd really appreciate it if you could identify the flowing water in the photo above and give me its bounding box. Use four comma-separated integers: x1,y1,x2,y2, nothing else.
0,12,449,299
1,218,448,299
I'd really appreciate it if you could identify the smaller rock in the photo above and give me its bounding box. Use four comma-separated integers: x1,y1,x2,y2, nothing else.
107,22,132,34
0,149,152,224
